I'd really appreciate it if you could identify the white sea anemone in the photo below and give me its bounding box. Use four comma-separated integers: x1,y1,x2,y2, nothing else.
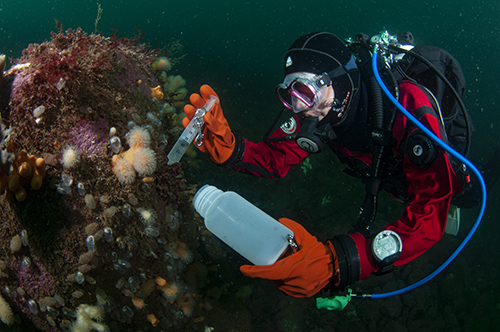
126,126,151,149
111,155,136,185
61,145,80,169
152,56,172,71
70,304,108,332
0,293,14,326
137,207,156,226
132,148,156,176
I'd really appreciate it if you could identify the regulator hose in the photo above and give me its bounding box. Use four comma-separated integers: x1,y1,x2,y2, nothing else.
369,50,487,299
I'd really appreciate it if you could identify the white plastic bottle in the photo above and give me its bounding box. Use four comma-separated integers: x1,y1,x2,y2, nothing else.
193,184,293,265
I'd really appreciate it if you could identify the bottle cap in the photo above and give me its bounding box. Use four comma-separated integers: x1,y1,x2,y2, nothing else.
193,184,223,218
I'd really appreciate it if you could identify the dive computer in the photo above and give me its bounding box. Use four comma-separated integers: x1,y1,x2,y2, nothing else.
371,230,403,274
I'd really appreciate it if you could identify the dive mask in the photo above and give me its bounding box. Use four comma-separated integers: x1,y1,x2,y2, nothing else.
276,72,335,113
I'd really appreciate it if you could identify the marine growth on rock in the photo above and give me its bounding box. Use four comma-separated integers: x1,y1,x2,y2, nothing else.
0,27,212,332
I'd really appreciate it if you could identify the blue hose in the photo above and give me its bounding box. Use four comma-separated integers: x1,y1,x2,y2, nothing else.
369,51,487,299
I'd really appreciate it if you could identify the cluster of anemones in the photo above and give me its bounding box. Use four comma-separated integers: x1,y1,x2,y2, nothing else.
111,126,156,184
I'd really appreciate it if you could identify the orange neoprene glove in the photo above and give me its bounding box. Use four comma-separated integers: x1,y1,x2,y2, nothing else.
240,218,340,298
183,85,235,164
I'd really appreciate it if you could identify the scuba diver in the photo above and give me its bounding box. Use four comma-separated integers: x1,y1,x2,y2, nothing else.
181,31,492,298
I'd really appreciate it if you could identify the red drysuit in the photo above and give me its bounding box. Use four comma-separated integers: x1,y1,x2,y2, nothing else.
230,81,463,280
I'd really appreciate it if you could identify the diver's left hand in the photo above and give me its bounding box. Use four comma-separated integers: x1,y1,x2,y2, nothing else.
240,218,338,298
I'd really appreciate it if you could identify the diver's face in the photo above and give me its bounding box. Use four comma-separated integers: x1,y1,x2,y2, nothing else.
297,85,335,121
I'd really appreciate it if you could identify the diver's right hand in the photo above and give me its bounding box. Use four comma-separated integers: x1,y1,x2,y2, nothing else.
240,218,338,298
183,85,235,164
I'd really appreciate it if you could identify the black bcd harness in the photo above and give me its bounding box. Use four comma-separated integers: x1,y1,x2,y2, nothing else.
346,32,474,235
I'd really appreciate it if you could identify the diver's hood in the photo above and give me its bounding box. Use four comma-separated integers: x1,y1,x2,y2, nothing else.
284,32,361,130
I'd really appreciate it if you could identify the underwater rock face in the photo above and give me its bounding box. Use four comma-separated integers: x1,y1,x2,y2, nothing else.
0,28,209,331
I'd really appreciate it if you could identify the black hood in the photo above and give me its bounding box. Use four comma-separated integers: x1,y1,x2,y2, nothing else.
283,32,361,130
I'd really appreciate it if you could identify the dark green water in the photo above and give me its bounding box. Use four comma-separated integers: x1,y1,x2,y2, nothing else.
1,1,500,331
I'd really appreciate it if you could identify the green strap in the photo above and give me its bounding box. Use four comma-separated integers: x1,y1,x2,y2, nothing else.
316,289,353,311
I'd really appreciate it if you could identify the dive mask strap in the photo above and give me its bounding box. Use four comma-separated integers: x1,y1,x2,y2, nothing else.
327,55,358,78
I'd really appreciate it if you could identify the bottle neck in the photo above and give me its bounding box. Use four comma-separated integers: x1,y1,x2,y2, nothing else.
193,185,223,218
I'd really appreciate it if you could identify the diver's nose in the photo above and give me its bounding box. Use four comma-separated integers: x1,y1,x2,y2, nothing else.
291,96,310,113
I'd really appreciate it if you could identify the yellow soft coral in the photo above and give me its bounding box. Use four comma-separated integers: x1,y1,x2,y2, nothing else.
0,149,46,201
151,85,164,100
